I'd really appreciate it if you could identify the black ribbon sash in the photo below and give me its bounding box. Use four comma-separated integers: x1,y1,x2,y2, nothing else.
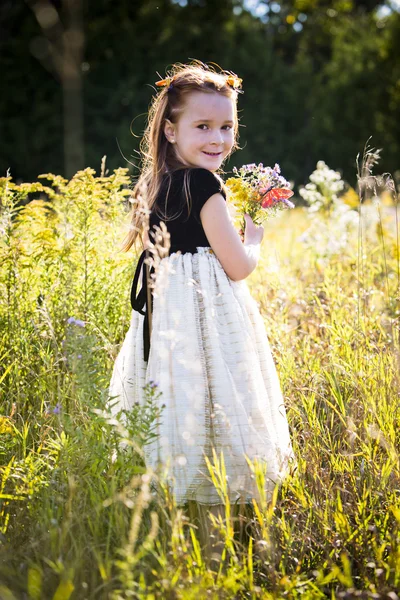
130,249,155,362
130,245,202,362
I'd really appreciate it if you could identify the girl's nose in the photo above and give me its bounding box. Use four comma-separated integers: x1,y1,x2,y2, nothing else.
211,129,224,145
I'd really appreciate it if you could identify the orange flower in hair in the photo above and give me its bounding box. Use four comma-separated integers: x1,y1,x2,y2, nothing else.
155,76,174,88
226,74,243,90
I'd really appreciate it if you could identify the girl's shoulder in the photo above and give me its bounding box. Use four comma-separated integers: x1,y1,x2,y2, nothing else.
168,167,226,199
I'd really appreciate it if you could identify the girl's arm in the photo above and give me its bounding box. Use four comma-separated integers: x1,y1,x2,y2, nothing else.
200,194,264,282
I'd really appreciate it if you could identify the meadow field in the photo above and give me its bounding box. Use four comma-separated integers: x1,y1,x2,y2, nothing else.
0,158,399,599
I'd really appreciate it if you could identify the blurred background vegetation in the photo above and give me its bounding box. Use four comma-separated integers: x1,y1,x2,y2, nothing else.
1,0,399,188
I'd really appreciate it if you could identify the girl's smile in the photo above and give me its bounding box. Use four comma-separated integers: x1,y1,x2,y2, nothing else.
164,91,236,171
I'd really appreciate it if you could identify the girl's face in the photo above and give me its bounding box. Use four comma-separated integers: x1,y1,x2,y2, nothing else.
164,91,236,171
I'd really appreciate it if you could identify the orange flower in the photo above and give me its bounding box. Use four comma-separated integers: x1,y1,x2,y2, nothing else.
226,74,243,89
155,77,173,87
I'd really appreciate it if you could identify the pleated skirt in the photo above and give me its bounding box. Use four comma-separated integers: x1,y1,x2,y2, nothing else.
108,246,296,505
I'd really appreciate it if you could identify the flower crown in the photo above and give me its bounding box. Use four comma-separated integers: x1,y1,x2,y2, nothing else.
155,72,243,92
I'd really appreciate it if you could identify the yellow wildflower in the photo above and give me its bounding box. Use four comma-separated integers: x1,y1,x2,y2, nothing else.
0,416,14,435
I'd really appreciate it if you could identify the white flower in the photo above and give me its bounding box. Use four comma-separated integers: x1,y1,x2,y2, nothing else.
300,161,346,216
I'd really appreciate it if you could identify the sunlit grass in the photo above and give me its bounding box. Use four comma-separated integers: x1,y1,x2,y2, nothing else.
0,165,399,598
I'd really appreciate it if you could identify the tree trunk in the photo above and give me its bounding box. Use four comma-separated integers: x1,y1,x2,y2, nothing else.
62,0,85,178
27,0,85,178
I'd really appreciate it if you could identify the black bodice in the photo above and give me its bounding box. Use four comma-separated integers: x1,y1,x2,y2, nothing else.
131,167,226,361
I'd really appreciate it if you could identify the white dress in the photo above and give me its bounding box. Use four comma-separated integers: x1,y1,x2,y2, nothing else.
108,244,296,506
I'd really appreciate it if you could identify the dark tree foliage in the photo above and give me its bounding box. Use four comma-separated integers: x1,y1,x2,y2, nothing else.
0,0,398,188
0,2,63,179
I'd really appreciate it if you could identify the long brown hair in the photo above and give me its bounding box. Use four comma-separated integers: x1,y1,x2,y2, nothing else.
121,61,242,252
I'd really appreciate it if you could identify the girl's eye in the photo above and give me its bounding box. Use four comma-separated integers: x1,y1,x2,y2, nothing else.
197,124,232,131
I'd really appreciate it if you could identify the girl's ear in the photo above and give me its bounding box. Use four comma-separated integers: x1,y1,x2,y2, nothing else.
164,119,176,144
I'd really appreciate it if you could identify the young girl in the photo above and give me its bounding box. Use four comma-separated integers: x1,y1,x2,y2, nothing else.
108,61,295,562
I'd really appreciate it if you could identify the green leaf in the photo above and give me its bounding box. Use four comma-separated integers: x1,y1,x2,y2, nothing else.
52,580,75,600
27,566,42,600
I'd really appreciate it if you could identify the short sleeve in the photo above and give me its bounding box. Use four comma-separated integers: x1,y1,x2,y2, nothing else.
188,168,226,222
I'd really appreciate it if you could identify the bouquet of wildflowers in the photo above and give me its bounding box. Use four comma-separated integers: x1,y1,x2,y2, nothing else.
226,163,295,234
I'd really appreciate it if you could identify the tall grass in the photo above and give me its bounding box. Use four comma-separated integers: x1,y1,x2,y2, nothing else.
0,156,399,599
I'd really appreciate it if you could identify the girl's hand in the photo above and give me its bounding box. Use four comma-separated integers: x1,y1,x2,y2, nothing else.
243,213,264,245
